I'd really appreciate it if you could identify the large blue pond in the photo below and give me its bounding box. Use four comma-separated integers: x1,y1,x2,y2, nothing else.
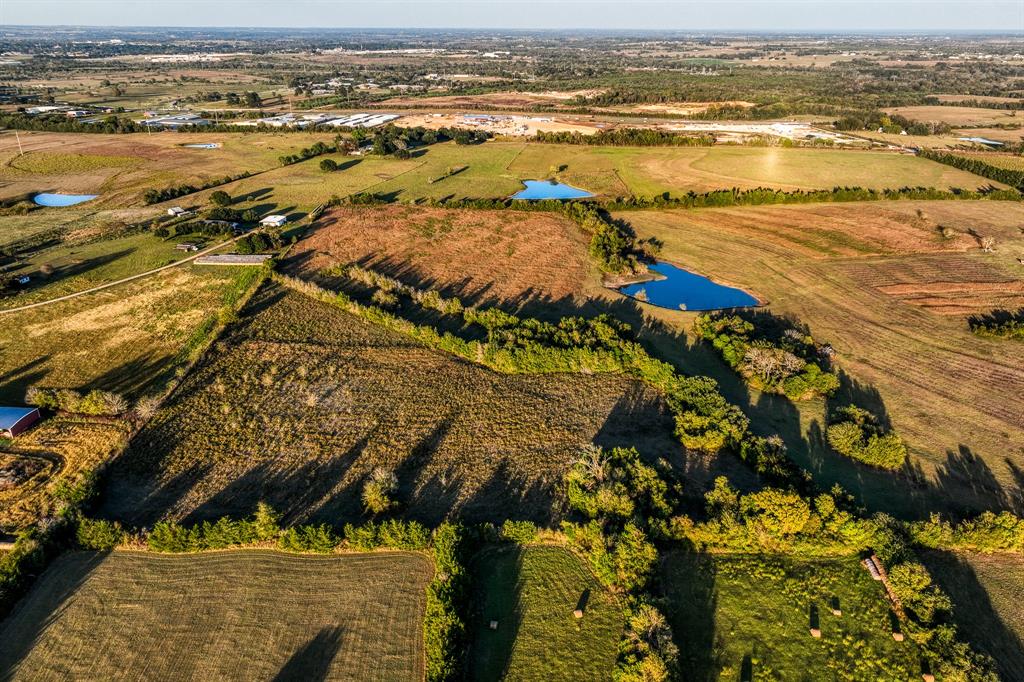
32,193,99,207
512,180,594,200
618,262,759,311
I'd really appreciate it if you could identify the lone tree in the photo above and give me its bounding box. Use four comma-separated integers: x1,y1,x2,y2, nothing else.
319,158,338,173
210,190,232,207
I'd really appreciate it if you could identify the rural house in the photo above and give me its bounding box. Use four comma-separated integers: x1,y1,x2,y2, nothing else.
260,214,288,228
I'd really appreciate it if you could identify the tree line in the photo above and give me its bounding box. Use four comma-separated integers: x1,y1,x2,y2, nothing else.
918,148,1024,191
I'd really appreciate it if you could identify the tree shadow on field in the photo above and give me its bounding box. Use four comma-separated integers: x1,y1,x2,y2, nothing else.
658,552,719,680
271,626,345,682
0,551,109,677
920,550,1024,682
0,354,51,404
465,545,527,681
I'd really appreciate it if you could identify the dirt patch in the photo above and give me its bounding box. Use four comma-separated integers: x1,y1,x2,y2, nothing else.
286,205,592,308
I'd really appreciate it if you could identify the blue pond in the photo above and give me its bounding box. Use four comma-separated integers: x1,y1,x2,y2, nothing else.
512,180,594,200
32,193,98,207
182,143,221,149
618,262,759,311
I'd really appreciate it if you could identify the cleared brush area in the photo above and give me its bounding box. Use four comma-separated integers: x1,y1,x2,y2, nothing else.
100,281,687,527
922,551,1024,682
468,545,623,681
0,418,129,532
285,204,598,308
0,549,431,682
661,553,926,680
618,200,1024,519
0,266,253,403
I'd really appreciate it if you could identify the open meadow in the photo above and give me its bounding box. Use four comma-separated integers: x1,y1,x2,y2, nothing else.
661,553,927,680
0,549,432,682
0,265,255,403
98,281,694,527
883,105,1023,128
468,545,623,681
618,200,1024,518
922,551,1024,682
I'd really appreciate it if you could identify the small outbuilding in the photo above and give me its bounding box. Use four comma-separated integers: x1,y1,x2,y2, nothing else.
0,407,41,438
167,206,188,217
260,215,288,228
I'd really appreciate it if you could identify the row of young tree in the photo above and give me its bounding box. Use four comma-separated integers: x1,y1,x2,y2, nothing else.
918,148,1024,191
535,128,715,147
142,172,253,205
967,308,1024,340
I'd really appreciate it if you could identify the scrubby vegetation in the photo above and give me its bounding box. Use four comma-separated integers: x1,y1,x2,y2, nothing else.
909,511,1024,553
826,405,908,471
536,128,715,147
25,387,128,416
693,312,840,400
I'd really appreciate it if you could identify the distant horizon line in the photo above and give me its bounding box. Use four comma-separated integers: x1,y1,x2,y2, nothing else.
3,25,1023,35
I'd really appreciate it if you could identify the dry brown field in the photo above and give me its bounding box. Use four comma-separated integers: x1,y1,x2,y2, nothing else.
617,200,1024,518
98,281,720,527
285,205,601,308
884,105,1022,127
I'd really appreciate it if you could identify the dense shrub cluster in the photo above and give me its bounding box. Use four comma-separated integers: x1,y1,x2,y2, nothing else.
497,520,539,544
560,445,680,680
279,140,334,166
908,511,1024,553
535,128,715,147
968,308,1024,340
425,523,468,682
235,231,282,254
918,148,1024,190
143,172,252,204
26,386,128,415
834,111,953,136
693,313,839,400
826,405,907,470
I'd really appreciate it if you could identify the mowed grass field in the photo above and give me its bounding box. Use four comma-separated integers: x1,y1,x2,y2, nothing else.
99,281,685,527
0,550,432,682
468,545,623,681
617,200,1024,519
661,553,927,680
884,105,1023,128
285,205,602,309
0,266,253,403
922,551,1024,682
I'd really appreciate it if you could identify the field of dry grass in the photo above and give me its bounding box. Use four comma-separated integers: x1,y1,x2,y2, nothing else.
617,200,1024,518
285,205,600,308
0,550,432,681
99,281,692,527
0,266,248,403
884,105,1023,127
922,551,1024,682
0,418,129,532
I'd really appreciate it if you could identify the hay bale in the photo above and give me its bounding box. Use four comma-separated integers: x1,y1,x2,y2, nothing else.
832,607,842,616
922,675,935,682
810,627,821,638
892,631,904,642
489,620,498,631
573,609,584,619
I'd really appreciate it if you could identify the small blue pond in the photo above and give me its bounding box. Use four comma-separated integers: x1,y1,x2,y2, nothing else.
618,262,759,311
513,180,594,200
32,193,98,207
182,143,221,149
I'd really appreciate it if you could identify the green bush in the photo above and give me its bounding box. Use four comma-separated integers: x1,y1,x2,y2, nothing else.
343,519,431,551
498,520,539,544
425,523,467,682
826,405,907,470
278,524,339,553
75,517,125,551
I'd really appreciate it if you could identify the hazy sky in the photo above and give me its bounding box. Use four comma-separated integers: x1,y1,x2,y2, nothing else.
1,0,1022,32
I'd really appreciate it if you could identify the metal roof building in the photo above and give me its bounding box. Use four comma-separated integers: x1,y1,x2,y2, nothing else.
0,407,41,438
